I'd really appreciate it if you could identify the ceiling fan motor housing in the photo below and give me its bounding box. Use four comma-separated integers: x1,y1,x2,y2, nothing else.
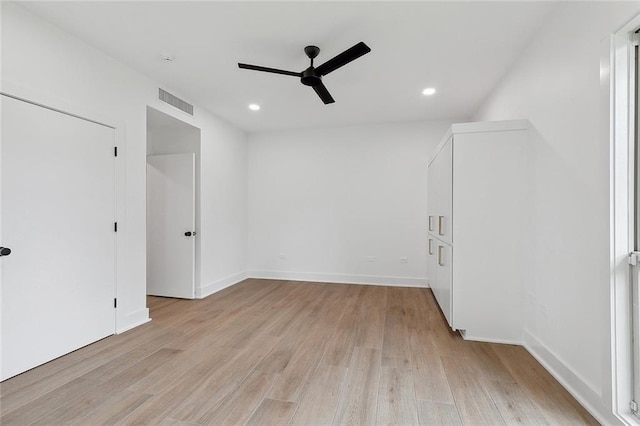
301,67,321,87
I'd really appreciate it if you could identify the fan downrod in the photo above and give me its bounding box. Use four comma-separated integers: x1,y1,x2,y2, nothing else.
301,45,322,87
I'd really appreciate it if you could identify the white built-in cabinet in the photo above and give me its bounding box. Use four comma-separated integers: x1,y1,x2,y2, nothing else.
427,120,529,344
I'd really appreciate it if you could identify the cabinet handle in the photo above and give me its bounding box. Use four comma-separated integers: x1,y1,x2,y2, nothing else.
438,216,445,236
428,216,434,231
438,245,444,266
428,239,433,255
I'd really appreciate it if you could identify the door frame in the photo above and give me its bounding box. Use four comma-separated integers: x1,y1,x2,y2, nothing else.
0,80,129,332
145,106,201,300
607,13,640,424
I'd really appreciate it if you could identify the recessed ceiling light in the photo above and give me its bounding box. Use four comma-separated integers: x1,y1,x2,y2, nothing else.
248,104,260,111
422,87,436,96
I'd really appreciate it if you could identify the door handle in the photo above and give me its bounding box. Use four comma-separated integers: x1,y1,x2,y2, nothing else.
428,239,433,255
0,247,11,256
184,231,196,237
438,245,444,266
428,216,434,231
438,216,445,236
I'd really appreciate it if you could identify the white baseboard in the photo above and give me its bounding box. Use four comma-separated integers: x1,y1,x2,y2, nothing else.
523,329,621,425
460,330,522,346
247,270,428,288
197,271,248,299
116,308,151,334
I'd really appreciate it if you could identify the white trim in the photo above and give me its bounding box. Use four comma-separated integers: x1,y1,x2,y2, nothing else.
248,270,428,288
459,332,521,346
429,119,529,165
116,309,151,334
197,271,248,299
609,12,640,425
0,80,121,127
450,119,529,135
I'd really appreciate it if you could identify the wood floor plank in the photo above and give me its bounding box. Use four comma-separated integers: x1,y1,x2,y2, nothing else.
267,328,329,402
289,364,348,425
333,346,382,425
196,370,278,425
117,386,195,425
416,400,463,426
441,355,505,425
157,419,200,426
81,330,183,382
68,389,153,425
245,398,297,425
0,377,95,425
409,328,455,404
168,334,279,423
323,324,358,367
376,367,419,425
485,379,549,425
381,288,412,369
126,343,236,394
353,286,387,350
466,341,516,383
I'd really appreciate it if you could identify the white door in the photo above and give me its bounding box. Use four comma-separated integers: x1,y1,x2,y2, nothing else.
147,153,195,299
1,95,116,381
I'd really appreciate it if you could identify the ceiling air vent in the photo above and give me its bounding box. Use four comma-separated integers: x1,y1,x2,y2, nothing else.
159,88,193,115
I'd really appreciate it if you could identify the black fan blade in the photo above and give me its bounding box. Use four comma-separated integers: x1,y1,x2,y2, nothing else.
315,42,371,76
238,63,301,77
312,82,335,104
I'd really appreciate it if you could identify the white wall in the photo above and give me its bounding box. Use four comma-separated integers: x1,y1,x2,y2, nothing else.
1,3,248,329
473,2,640,423
247,121,453,286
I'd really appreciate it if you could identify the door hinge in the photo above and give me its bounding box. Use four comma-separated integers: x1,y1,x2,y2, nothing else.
628,252,640,265
631,400,638,414
114,298,117,308
114,146,118,157
114,222,118,232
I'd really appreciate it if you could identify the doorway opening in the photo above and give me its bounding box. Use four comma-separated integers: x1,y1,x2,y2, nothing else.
146,106,201,300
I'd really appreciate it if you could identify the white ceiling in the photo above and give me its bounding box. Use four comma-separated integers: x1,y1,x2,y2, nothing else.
19,1,556,132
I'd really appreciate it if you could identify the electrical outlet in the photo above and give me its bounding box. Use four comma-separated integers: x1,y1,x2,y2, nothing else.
278,253,287,260
366,256,375,263
400,257,408,263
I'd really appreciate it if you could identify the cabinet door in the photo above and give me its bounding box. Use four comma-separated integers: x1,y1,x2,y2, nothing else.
434,242,453,328
427,235,438,289
435,138,453,244
427,160,437,234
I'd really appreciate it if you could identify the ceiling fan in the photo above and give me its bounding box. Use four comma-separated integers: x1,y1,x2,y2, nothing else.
238,42,371,105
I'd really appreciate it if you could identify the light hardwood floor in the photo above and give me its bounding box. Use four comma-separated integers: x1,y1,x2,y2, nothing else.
0,279,598,425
